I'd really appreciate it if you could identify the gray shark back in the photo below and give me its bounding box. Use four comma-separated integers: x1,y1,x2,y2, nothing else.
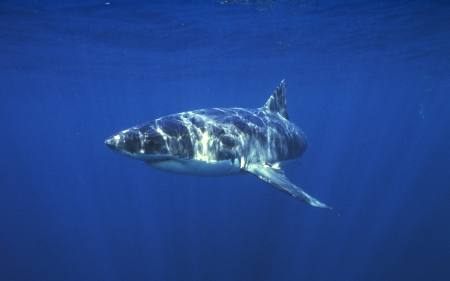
144,107,306,166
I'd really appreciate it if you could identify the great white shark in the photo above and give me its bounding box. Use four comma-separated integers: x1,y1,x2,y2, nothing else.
105,80,330,208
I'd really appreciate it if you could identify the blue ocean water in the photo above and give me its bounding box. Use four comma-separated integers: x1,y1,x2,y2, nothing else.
1,0,449,280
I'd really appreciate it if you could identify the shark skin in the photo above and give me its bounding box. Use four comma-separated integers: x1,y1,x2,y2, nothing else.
105,80,330,209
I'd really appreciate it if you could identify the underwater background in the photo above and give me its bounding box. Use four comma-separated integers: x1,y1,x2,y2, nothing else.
1,0,449,280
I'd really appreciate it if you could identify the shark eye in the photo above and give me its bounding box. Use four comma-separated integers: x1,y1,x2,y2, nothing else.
147,140,155,147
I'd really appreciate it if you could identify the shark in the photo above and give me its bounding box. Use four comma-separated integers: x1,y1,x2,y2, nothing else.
105,80,330,208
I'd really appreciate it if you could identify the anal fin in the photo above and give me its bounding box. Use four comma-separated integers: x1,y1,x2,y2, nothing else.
247,164,331,209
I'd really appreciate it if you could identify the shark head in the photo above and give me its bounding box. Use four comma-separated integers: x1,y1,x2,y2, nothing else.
105,116,241,176
105,117,195,164
105,126,169,162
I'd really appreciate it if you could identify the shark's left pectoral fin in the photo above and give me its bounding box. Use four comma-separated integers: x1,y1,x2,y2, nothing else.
247,164,331,209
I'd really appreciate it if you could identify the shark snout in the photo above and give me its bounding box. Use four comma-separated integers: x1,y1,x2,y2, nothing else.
105,131,142,159
105,134,121,150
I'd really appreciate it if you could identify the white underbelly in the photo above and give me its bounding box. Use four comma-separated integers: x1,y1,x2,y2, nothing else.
147,158,242,177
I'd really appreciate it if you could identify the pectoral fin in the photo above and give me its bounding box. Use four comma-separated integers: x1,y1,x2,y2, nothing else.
247,164,331,209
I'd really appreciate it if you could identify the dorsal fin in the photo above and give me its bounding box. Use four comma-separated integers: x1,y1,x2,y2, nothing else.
263,79,289,120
